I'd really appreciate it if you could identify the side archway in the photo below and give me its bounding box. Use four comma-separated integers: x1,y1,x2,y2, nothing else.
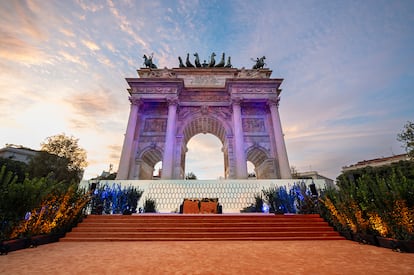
136,146,163,180
246,145,277,179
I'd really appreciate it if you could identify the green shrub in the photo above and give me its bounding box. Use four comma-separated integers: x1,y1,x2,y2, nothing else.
321,163,414,240
143,198,157,213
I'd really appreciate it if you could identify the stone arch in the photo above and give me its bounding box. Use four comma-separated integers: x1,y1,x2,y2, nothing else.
176,115,232,179
117,67,292,180
137,146,163,180
246,145,276,179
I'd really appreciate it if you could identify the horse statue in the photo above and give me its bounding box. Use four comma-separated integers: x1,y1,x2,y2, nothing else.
224,56,232,68
194,53,201,67
252,56,266,69
208,52,216,67
143,54,157,69
178,56,185,68
215,52,225,67
185,53,195,67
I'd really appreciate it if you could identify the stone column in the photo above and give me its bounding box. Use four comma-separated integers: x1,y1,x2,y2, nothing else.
232,98,248,179
116,97,140,180
268,97,291,178
161,97,178,179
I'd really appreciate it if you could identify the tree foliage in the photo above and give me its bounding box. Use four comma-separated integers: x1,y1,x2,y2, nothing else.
41,133,87,171
185,172,197,180
397,121,414,159
0,157,28,182
0,165,66,240
28,134,88,183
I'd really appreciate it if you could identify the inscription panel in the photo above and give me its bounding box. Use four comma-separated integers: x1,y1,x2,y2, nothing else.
183,75,227,88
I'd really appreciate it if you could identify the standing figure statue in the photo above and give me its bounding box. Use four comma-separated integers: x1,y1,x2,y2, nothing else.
208,52,216,67
252,56,266,69
225,56,232,68
185,53,195,67
178,56,185,68
215,52,225,67
143,54,157,69
193,53,202,67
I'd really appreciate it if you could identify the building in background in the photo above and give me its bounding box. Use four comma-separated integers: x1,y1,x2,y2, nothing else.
296,171,334,187
342,154,409,172
0,144,38,164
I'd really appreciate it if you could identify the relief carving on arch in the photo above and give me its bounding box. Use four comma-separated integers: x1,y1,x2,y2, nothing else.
178,106,231,121
141,103,168,115
200,105,209,115
241,105,267,115
213,106,232,120
139,136,165,143
237,68,269,78
233,87,276,94
180,94,230,102
178,106,199,120
139,69,176,78
144,118,167,132
134,87,178,94
242,118,265,132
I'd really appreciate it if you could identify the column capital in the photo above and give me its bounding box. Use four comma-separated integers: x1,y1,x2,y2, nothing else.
231,97,244,106
267,96,280,108
129,96,143,106
166,96,179,106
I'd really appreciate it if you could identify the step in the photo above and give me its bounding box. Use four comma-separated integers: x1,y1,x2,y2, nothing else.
72,225,333,232
62,214,344,242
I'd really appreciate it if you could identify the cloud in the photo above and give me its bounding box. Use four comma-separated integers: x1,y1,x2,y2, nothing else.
63,86,126,134
107,0,147,48
107,144,122,164
75,0,104,12
66,88,120,117
0,30,49,64
97,54,114,68
60,28,75,37
82,39,100,51
103,41,117,53
58,50,88,67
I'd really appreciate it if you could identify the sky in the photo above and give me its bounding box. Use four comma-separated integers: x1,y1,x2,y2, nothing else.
1,0,413,181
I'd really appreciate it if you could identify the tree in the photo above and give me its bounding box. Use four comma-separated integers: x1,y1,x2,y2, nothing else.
0,158,28,182
397,121,414,159
28,134,87,183
41,134,87,171
290,166,300,179
185,172,197,180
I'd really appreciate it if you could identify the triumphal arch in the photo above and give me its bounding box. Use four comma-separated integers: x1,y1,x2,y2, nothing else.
116,56,291,181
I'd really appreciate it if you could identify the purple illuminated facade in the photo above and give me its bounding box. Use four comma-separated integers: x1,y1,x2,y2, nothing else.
116,67,291,180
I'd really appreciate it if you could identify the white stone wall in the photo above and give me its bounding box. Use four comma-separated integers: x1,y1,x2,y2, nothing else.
80,179,328,213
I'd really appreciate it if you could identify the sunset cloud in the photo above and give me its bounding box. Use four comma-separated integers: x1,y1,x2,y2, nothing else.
58,50,88,67
82,39,100,51
0,30,48,64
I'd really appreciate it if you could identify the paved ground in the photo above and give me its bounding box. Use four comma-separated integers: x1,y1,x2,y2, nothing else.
0,240,413,274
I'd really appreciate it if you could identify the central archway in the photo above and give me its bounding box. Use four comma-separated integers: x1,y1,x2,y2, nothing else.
176,115,232,179
186,133,223,179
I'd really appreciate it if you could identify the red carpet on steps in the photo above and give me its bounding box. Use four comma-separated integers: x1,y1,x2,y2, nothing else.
61,214,344,241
